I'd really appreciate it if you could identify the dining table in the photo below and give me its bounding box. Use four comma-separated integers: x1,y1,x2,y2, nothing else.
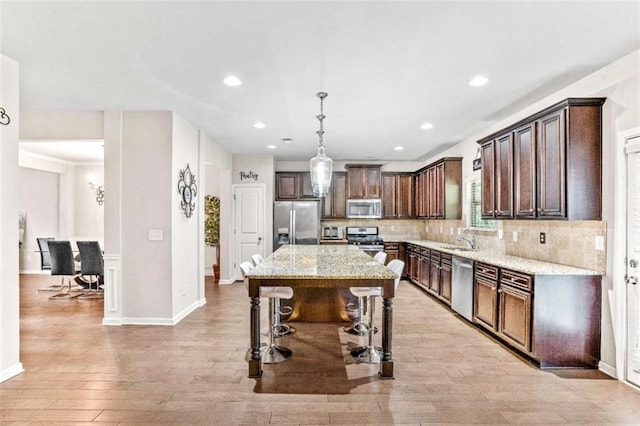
244,244,398,379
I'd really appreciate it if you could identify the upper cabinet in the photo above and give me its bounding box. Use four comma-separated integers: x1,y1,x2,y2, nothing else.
346,164,382,199
322,172,347,219
415,158,462,220
382,173,414,219
275,172,316,200
479,98,605,221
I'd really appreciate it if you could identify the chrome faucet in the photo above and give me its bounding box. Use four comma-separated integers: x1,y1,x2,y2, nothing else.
457,235,477,250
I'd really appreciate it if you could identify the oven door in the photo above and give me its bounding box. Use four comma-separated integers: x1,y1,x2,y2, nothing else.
355,245,384,258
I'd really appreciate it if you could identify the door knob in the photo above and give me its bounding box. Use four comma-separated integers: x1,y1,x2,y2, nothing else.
626,275,638,285
258,237,262,245
630,259,638,268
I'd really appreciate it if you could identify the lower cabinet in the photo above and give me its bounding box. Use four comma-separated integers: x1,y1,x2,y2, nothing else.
473,263,499,331
406,243,451,306
472,261,601,368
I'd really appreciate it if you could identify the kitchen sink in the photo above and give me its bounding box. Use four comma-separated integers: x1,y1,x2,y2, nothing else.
441,246,475,252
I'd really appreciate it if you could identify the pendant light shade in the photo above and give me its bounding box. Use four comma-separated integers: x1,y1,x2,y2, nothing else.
310,92,333,197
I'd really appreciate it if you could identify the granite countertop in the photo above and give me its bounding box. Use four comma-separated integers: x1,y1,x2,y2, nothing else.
403,240,601,276
247,244,398,279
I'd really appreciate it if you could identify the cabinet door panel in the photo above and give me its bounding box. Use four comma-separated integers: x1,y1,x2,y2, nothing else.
332,173,347,218
365,167,382,198
347,167,365,199
481,142,496,218
514,123,537,218
381,174,397,219
474,276,498,330
498,285,532,352
495,133,513,218
439,259,452,304
397,174,414,219
276,174,299,199
538,110,566,218
299,173,315,198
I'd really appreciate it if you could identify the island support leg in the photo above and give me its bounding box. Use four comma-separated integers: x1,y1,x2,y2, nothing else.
248,296,262,378
379,296,394,379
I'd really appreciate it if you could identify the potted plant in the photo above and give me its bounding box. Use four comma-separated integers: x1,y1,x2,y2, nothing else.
204,195,220,282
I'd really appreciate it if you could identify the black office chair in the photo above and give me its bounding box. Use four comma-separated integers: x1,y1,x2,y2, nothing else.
48,241,83,300
36,237,64,292
76,241,104,299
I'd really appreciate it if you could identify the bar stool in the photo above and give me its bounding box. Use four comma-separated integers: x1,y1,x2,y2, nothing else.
344,251,387,336
240,261,293,363
251,253,295,337
350,259,405,363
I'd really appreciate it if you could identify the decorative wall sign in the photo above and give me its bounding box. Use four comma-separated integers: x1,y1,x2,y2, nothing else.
178,164,197,218
0,108,10,125
239,170,259,181
472,158,482,171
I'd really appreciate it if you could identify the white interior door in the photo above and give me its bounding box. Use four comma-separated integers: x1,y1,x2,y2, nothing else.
626,135,640,387
233,184,265,281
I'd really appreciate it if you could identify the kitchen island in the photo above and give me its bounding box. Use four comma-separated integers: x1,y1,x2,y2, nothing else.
245,244,398,379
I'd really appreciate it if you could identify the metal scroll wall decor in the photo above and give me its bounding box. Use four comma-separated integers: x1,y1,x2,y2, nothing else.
178,164,197,218
0,108,10,125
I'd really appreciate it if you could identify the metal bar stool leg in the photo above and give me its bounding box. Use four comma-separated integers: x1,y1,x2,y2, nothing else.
260,298,292,363
350,295,383,363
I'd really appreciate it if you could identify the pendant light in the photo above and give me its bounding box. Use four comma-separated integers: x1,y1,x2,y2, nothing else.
310,92,333,197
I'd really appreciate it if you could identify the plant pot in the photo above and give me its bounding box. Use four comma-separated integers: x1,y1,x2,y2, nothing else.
213,265,220,284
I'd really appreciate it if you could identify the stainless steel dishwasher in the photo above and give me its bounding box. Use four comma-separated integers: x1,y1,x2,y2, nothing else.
451,256,474,321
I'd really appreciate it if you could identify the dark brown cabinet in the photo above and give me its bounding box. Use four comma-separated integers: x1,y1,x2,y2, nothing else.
439,254,452,304
276,172,316,200
321,172,347,219
383,242,404,265
480,143,495,218
514,122,536,218
346,164,381,199
415,158,462,219
473,263,499,331
479,98,605,220
498,269,533,352
471,260,601,368
382,173,414,219
406,244,419,282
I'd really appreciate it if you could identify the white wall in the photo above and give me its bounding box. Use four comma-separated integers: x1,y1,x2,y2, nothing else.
18,167,59,272
120,112,174,321
72,164,104,242
20,110,103,141
0,54,23,383
171,112,203,318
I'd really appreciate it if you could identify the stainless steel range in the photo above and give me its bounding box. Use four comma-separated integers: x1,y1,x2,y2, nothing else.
346,226,384,257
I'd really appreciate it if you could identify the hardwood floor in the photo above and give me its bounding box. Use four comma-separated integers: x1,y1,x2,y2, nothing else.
2,274,640,424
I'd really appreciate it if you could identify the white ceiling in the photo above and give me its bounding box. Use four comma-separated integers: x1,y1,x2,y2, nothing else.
3,1,639,163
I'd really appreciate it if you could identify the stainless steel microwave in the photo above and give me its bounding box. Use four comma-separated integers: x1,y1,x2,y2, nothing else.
346,199,382,219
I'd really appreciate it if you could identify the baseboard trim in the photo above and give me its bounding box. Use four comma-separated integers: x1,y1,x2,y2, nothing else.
598,361,617,379
102,318,123,326
0,363,24,383
19,269,49,275
173,298,206,324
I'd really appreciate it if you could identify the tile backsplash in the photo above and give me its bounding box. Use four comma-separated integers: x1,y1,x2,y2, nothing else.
322,218,606,273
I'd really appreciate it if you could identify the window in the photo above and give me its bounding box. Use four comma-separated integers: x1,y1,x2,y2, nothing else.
468,179,495,230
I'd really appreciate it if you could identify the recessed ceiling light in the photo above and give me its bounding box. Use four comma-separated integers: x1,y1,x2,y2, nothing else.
267,145,276,149
223,75,242,86
394,146,404,151
469,75,489,87
254,122,266,129
420,122,433,130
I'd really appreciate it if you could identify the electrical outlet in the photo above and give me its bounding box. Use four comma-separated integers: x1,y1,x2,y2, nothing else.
149,229,164,241
595,235,605,251
457,227,461,235
498,229,503,240
440,226,444,233
512,231,518,242
450,227,454,235
540,232,546,244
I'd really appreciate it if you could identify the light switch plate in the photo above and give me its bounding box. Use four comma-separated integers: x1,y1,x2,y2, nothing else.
498,229,503,240
512,231,518,242
595,235,605,251
149,229,163,241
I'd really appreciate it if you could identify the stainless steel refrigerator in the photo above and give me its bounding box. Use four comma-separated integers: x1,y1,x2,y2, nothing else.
273,201,320,251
